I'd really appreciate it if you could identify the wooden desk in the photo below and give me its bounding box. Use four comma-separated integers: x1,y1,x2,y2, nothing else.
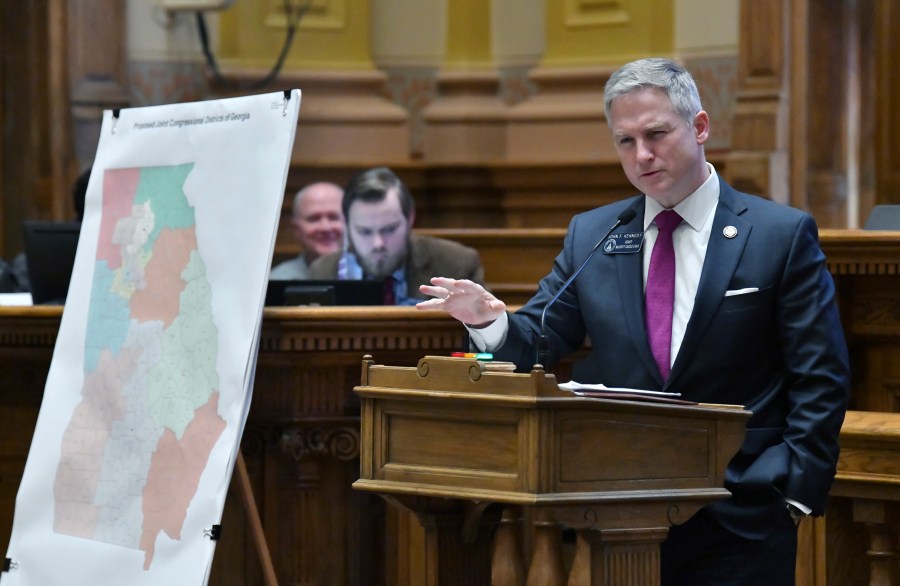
0,230,897,584
828,411,900,586
417,228,900,308
0,306,467,586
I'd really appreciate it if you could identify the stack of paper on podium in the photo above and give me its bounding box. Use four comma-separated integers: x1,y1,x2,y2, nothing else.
559,380,696,405
2,91,300,585
559,381,745,409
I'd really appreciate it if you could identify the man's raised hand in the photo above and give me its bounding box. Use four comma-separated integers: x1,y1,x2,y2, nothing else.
416,277,506,327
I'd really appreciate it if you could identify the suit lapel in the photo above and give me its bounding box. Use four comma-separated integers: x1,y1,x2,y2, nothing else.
669,182,751,385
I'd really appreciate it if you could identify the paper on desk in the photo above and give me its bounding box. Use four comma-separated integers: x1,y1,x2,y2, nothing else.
0,292,33,306
559,381,682,397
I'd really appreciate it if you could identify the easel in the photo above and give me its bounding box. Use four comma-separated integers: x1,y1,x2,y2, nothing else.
234,452,279,586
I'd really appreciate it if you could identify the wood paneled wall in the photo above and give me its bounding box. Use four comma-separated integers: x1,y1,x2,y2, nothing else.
728,0,900,228
0,0,125,260
3,0,900,265
0,0,75,257
272,157,725,265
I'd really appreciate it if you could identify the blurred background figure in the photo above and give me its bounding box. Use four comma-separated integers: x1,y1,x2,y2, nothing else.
0,167,91,295
270,182,345,279
71,166,90,222
309,167,483,305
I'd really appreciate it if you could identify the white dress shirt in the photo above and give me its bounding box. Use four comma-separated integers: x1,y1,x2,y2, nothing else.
269,255,310,280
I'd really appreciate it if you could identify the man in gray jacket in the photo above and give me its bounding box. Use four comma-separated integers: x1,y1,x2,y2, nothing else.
309,167,484,305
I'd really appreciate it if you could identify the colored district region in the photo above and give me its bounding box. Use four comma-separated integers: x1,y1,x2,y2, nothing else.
52,164,226,570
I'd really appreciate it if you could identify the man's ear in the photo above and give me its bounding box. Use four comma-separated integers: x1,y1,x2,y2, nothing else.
407,208,416,228
694,110,710,145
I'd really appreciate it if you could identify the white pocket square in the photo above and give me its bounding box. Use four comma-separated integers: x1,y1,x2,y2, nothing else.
725,287,759,297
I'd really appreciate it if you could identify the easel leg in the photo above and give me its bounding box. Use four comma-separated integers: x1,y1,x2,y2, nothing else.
236,452,279,586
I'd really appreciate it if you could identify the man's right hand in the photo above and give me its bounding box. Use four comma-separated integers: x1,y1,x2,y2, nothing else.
416,277,506,328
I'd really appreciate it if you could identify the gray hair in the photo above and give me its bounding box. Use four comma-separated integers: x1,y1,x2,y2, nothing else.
604,58,703,126
292,182,343,217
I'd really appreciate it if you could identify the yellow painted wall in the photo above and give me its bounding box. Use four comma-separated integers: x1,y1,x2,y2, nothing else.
543,0,675,67
216,0,691,72
445,0,492,69
218,0,373,70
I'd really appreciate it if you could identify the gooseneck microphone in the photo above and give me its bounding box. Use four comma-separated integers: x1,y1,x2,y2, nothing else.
535,204,639,368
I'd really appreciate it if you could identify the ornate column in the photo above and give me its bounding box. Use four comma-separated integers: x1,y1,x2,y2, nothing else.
371,0,445,158
421,0,544,164
853,499,900,586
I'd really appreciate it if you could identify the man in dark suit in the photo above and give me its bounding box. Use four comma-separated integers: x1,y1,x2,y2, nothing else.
309,167,484,305
416,58,850,585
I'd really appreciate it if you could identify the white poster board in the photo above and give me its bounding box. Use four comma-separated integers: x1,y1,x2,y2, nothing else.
3,90,301,585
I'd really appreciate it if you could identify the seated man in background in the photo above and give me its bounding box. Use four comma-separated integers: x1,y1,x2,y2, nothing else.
309,167,484,305
1,166,91,294
269,182,345,279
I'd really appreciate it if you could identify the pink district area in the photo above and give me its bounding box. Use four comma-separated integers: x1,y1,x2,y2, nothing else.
139,393,226,570
130,227,197,327
53,346,138,537
97,168,141,271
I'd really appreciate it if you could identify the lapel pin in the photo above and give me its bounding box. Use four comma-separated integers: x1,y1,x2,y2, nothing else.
723,226,738,239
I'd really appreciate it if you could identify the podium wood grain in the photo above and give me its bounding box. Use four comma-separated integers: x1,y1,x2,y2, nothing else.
354,355,750,585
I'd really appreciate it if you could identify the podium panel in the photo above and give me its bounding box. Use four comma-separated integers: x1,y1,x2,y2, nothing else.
355,355,750,585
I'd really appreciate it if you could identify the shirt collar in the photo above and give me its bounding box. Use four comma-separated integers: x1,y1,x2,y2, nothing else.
643,162,719,232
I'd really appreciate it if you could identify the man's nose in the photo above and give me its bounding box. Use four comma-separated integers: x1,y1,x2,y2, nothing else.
636,140,654,162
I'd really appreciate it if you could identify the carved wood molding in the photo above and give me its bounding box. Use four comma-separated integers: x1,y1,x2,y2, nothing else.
820,230,900,275
280,421,361,462
0,307,62,347
0,307,467,354
217,69,411,164
260,307,465,353
847,294,900,338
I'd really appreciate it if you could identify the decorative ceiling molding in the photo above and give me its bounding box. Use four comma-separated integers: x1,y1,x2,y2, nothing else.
265,0,346,31
564,0,629,28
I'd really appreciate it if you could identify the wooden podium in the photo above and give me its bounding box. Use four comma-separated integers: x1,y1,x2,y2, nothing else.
353,355,750,586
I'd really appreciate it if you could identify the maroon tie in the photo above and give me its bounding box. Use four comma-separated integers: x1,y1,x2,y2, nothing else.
645,210,682,380
382,276,396,305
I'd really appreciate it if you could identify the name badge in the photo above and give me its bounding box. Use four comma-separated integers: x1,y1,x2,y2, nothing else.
602,232,644,254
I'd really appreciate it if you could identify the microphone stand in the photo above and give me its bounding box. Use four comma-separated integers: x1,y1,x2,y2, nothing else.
535,205,638,368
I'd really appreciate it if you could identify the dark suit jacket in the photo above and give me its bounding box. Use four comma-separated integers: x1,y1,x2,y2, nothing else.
309,234,484,300
496,176,850,539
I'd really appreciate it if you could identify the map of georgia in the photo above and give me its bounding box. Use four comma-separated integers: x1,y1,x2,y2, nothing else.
52,164,226,570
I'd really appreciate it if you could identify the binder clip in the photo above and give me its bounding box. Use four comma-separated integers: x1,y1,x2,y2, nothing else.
203,524,223,541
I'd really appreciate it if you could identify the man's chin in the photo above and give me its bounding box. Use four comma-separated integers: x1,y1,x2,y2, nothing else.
360,261,392,280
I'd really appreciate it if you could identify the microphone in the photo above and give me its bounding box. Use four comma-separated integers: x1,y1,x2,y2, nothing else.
535,204,639,368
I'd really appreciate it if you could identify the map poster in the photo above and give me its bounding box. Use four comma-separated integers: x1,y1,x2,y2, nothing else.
3,90,300,585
